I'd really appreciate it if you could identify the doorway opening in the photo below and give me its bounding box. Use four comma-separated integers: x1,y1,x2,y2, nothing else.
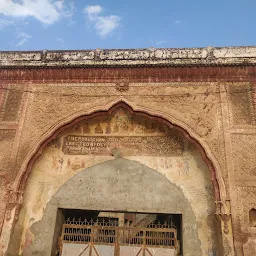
54,209,182,255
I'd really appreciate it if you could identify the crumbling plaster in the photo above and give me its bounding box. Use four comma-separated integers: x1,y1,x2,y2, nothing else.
0,46,256,67
18,158,213,256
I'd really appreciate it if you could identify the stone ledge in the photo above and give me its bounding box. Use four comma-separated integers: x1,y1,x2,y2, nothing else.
0,46,256,67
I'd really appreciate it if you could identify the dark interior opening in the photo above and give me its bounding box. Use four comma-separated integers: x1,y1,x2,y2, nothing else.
54,208,183,255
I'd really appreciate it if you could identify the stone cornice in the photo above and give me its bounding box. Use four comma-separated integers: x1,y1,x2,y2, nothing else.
0,46,256,68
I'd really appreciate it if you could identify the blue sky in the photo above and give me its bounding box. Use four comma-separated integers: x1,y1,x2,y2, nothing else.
0,0,255,51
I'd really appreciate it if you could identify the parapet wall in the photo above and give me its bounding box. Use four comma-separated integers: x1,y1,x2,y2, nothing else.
0,46,256,67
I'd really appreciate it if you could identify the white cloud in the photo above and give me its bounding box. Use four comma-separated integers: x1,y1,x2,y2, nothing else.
0,0,72,25
0,18,14,30
16,31,31,46
54,0,63,10
63,1,75,18
85,5,102,17
84,5,121,37
95,15,121,37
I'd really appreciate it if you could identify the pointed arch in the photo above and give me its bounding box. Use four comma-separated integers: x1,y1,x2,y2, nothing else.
13,99,226,204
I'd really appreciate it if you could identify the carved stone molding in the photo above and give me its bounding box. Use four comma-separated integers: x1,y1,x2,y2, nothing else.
236,187,256,227
5,189,23,221
115,79,129,92
0,85,23,122
227,82,256,127
0,129,16,140
231,134,256,182
215,200,232,234
0,129,16,172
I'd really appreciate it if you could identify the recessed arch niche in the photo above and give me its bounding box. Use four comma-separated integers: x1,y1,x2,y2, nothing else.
249,208,256,227
8,102,221,256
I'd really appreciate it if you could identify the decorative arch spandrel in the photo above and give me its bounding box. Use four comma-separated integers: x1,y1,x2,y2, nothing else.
12,99,226,207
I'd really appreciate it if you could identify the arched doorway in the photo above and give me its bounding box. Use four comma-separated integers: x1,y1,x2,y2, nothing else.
22,159,212,255
6,103,221,255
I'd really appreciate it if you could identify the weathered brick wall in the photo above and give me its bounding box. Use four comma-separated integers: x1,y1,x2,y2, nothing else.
0,47,256,255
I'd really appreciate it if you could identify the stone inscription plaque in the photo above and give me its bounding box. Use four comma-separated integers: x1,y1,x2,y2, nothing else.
62,135,183,156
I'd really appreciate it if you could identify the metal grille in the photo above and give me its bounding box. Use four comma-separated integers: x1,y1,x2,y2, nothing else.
60,218,178,254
